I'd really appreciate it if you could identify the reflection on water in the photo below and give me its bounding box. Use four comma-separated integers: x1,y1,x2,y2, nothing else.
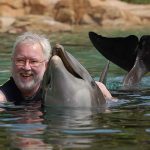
0,31,150,150
1,99,150,150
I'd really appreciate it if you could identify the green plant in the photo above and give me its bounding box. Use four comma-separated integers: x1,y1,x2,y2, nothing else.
121,0,150,4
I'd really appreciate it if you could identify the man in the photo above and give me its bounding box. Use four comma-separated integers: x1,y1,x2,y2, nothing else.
0,32,51,104
0,32,112,104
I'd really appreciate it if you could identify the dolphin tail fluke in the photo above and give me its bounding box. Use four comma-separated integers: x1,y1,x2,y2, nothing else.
89,31,139,71
99,60,110,84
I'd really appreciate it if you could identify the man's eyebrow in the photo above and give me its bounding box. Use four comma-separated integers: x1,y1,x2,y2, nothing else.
15,56,40,59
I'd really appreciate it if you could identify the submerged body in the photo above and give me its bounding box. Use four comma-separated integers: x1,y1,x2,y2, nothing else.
42,44,107,108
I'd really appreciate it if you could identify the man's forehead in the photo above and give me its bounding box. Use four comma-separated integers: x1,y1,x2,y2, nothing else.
14,44,43,57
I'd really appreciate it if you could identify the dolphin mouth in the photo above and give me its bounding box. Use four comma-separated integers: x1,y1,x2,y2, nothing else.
51,44,83,79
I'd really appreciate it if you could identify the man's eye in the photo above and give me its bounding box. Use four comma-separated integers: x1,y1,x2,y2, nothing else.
30,60,38,64
16,60,24,63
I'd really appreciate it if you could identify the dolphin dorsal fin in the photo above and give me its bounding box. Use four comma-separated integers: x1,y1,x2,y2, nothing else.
99,60,110,84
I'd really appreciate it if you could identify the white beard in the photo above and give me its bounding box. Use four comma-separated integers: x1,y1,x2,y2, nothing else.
12,71,43,92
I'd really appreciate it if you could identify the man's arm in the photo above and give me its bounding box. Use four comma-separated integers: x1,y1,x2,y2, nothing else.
0,90,7,103
95,81,112,100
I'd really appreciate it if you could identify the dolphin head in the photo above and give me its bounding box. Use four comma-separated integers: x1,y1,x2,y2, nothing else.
42,44,106,108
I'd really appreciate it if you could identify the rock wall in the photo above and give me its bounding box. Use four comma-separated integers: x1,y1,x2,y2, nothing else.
0,0,150,33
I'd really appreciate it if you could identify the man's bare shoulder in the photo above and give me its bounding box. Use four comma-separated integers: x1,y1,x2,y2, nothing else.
0,90,7,103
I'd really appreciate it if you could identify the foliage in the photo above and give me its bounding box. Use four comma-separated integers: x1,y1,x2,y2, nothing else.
121,0,150,4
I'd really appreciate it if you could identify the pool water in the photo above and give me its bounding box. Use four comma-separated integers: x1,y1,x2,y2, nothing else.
0,29,150,150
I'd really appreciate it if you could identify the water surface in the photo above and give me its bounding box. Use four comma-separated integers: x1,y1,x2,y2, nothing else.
0,28,150,150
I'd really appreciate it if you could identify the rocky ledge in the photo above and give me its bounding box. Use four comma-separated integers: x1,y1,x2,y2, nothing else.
0,0,150,34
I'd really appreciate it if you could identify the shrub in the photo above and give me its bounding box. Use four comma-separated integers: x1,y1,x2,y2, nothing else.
121,0,150,4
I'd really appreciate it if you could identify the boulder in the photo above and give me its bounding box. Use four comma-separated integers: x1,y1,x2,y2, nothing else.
0,0,149,33
0,5,25,17
0,16,16,32
7,15,72,34
0,0,23,8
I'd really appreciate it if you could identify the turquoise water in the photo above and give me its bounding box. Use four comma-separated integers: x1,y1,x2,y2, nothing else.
0,30,150,150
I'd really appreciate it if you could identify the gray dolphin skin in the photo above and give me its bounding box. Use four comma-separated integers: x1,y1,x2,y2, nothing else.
99,60,110,84
42,44,106,108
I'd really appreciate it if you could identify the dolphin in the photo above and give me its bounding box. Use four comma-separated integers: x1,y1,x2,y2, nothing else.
123,35,150,87
89,32,150,88
41,44,106,108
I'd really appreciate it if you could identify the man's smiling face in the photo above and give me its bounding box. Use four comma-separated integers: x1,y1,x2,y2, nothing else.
11,42,48,96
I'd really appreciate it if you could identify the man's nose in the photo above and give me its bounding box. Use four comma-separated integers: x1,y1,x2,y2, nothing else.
23,60,31,70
